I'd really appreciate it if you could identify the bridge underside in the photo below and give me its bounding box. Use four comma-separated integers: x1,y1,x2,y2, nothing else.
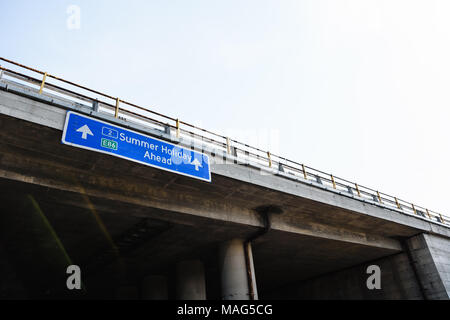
0,179,397,299
0,107,448,299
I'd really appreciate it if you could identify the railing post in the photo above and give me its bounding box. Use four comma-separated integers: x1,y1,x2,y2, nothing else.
302,164,307,180
411,203,417,215
355,183,361,197
92,100,99,112
39,72,47,94
394,197,401,209
226,137,231,154
115,98,120,118
190,132,195,151
267,151,272,168
164,124,171,136
425,209,432,219
377,191,382,203
347,186,354,195
330,175,336,189
232,146,238,164
176,119,180,138
439,214,445,223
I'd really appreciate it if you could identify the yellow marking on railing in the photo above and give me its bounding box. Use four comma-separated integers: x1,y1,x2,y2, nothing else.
267,151,272,168
355,183,361,197
377,191,382,203
331,175,336,189
440,213,445,223
302,164,307,180
115,98,120,118
412,203,417,215
39,72,47,94
176,119,180,138
226,137,231,154
426,209,432,219
395,197,401,209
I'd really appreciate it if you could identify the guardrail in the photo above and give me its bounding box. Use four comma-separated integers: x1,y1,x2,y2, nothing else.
0,57,448,226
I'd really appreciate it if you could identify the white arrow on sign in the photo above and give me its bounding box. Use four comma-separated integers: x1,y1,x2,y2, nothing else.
76,124,94,140
191,158,202,171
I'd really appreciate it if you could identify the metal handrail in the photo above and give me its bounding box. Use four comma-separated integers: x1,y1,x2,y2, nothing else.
0,57,448,226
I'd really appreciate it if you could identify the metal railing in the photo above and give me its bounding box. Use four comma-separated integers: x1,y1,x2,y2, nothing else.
0,57,448,226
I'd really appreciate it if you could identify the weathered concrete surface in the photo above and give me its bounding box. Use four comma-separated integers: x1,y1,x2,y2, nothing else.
406,234,450,299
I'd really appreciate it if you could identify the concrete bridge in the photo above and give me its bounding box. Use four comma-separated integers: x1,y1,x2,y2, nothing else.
0,60,449,300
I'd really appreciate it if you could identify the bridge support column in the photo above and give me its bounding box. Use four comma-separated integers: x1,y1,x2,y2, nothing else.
176,260,206,300
142,275,168,300
219,238,258,300
406,233,450,299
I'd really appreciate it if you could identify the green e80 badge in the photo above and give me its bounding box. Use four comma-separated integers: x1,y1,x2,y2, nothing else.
101,138,118,150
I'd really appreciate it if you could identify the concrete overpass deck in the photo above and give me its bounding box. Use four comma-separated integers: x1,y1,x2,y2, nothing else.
0,59,449,299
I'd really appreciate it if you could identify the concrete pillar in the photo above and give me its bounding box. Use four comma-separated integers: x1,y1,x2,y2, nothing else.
406,233,450,299
176,260,206,300
115,285,139,300
219,238,258,300
142,275,168,300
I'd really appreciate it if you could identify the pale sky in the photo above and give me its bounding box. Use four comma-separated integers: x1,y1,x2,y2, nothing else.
2,0,450,217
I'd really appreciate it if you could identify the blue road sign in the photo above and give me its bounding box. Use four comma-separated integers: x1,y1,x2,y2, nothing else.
61,111,211,182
